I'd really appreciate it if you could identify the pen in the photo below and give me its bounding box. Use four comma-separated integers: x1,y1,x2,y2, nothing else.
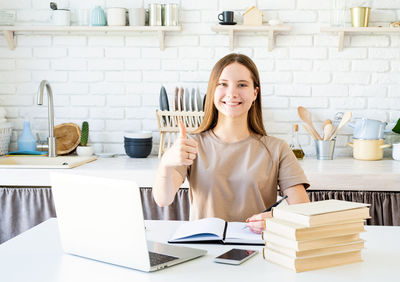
263,195,288,213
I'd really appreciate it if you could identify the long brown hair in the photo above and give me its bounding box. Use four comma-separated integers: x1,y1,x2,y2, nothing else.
195,53,266,136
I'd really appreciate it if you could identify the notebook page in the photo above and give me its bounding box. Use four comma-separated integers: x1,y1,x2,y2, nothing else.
170,217,225,240
225,222,263,243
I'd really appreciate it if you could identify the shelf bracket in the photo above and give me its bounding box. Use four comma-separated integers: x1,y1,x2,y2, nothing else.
268,30,274,52
229,30,234,50
338,31,345,52
158,30,165,51
3,30,15,50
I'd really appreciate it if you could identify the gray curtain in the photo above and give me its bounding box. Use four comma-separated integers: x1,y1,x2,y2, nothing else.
0,186,56,244
307,190,400,226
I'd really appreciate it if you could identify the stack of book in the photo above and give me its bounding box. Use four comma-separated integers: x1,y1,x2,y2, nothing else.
262,200,370,272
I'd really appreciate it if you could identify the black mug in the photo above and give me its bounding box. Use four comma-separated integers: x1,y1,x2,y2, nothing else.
218,11,234,23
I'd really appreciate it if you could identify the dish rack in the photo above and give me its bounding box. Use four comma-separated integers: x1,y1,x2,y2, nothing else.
156,110,204,158
0,123,13,155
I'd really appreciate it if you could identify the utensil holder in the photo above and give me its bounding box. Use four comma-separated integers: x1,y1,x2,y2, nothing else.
351,7,370,27
315,139,336,160
156,110,204,158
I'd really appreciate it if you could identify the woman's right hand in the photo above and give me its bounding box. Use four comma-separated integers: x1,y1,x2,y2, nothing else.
161,120,198,167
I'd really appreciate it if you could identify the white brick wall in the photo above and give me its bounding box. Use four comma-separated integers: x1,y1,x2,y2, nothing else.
1,0,400,157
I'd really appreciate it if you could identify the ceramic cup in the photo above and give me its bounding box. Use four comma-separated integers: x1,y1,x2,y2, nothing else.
51,10,71,26
393,143,400,161
107,8,126,26
218,11,234,23
129,8,145,26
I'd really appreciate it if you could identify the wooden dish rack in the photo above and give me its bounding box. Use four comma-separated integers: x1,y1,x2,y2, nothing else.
156,110,204,158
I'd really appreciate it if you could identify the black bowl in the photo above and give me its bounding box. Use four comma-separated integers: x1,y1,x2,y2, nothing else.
124,136,152,143
124,143,152,158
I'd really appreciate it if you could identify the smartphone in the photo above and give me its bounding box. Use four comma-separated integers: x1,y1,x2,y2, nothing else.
214,248,258,265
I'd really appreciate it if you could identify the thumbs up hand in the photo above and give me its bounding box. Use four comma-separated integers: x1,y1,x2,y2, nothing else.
161,120,198,167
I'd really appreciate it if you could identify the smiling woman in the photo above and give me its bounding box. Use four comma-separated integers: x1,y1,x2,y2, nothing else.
153,53,310,234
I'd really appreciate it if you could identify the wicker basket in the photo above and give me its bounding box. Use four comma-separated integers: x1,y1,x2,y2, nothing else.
156,110,204,158
0,123,13,155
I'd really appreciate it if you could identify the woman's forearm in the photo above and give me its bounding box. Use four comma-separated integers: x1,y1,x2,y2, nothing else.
152,162,183,207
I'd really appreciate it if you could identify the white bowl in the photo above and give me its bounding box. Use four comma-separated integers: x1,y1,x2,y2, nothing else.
124,131,152,139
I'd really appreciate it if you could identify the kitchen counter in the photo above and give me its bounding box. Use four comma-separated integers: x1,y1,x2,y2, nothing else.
1,155,400,191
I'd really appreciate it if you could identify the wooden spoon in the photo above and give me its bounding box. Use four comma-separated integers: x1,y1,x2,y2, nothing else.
323,124,334,141
297,106,322,140
329,111,352,140
302,123,318,140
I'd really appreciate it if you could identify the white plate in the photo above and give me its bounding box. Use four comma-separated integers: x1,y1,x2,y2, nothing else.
185,88,191,111
95,153,117,158
196,88,203,111
191,88,197,111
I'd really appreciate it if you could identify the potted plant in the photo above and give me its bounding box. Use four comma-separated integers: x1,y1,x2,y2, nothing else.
76,121,94,156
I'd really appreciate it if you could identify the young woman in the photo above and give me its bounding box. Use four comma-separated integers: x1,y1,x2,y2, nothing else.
153,53,310,233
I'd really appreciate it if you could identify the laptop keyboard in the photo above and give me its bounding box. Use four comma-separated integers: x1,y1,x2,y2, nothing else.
149,252,178,267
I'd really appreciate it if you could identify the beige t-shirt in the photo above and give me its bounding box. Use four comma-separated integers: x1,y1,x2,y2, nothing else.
175,130,309,222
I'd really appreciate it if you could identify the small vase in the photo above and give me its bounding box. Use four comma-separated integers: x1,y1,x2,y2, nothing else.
91,6,106,26
76,145,94,157
18,121,37,151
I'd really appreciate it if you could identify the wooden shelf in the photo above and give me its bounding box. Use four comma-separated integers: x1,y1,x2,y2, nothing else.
320,26,400,51
0,25,182,51
211,24,292,51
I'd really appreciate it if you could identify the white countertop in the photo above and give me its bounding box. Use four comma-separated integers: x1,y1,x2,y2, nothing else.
0,218,399,282
1,155,400,191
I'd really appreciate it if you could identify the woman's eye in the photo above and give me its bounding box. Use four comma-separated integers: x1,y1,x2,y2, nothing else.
238,83,247,87
218,82,226,86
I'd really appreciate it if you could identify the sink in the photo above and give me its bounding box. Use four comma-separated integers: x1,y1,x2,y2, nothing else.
0,155,98,169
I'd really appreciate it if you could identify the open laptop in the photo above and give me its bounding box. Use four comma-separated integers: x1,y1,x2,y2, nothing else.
50,172,206,272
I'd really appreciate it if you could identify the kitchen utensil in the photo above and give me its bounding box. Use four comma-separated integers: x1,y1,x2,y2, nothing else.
329,111,352,140
348,118,388,140
178,87,184,111
302,123,318,140
323,123,334,141
315,140,336,160
196,88,203,111
392,143,400,161
184,88,191,111
149,3,162,26
218,11,234,23
159,86,169,111
191,88,196,112
54,123,81,155
51,10,71,26
107,8,126,26
50,2,58,10
129,8,145,26
297,106,322,140
164,3,179,26
173,87,179,111
351,7,370,27
347,139,390,161
323,119,332,128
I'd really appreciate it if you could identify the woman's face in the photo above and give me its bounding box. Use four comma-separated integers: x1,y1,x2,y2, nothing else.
214,62,258,119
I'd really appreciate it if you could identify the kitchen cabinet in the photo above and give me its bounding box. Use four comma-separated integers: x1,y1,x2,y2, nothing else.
320,26,400,51
211,24,292,51
0,25,182,51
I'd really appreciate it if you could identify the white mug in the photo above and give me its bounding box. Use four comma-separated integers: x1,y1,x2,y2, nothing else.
392,143,400,161
129,8,145,26
51,10,71,26
107,7,126,26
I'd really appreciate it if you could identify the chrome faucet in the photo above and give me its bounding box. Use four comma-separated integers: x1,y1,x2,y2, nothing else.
37,80,57,157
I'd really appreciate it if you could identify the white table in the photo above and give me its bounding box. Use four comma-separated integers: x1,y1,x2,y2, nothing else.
0,219,399,282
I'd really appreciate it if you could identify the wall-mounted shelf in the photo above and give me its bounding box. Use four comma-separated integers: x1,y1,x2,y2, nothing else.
320,26,400,51
0,25,182,51
211,24,292,51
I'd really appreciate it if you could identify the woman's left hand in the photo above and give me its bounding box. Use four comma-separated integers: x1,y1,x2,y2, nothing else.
245,211,272,234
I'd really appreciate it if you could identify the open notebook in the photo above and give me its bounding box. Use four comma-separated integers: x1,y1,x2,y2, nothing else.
168,217,264,245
